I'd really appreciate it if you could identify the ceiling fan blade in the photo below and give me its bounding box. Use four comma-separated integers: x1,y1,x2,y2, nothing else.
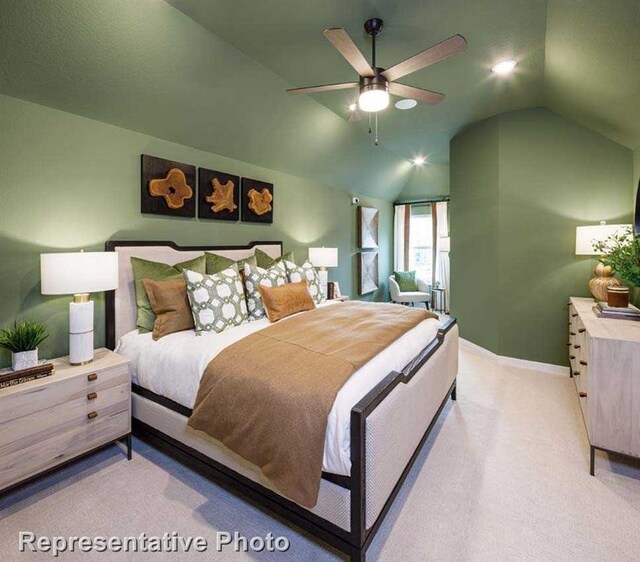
388,82,445,105
382,34,467,82
286,82,358,95
323,28,375,78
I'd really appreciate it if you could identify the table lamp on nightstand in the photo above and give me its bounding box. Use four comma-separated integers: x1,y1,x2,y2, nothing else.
40,251,118,365
308,247,338,296
575,222,631,301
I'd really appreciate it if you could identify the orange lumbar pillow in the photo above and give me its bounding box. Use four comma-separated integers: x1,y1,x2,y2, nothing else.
258,280,316,322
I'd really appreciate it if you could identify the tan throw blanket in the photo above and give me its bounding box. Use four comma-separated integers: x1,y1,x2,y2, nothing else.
187,301,436,507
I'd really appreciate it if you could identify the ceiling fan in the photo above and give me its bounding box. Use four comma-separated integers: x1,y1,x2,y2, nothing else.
287,18,468,115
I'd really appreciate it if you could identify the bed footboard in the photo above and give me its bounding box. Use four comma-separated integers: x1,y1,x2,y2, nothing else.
350,321,458,558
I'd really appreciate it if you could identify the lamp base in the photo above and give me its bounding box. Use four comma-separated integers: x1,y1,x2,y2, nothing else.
588,263,620,301
317,267,329,298
69,299,94,365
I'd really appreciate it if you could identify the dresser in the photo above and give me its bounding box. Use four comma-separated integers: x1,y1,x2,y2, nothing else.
568,297,640,474
0,348,131,493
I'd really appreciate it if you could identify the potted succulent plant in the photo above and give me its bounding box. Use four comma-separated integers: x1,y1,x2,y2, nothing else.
594,226,640,307
0,320,50,371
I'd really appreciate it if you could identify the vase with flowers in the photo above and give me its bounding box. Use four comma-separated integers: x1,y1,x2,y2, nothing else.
593,226,640,307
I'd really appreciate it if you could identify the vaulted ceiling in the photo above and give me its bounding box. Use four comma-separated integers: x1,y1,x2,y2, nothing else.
1,0,638,200
169,0,640,162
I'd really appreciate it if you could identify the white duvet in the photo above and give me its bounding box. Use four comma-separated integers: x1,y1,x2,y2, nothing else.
116,302,439,476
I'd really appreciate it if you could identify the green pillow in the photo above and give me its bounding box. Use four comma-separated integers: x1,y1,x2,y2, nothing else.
131,254,206,332
255,248,295,269
394,270,418,292
205,252,257,275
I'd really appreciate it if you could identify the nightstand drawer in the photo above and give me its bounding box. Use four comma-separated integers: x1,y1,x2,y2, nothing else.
0,363,129,424
0,383,130,451
0,407,130,490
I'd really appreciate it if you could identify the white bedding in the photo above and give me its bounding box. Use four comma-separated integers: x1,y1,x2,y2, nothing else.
116,302,439,476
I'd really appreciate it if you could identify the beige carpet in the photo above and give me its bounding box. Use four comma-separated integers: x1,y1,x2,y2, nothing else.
1,344,639,561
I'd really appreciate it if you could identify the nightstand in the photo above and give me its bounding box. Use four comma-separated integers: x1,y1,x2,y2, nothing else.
0,348,131,493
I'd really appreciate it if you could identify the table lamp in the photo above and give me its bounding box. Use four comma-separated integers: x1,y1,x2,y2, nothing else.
308,247,338,295
575,222,631,301
41,251,119,365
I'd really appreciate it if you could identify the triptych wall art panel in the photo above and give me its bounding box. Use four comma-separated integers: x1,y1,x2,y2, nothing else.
141,154,273,224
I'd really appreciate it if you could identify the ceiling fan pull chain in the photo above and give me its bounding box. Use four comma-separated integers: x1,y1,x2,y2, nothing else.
375,113,379,146
368,113,372,135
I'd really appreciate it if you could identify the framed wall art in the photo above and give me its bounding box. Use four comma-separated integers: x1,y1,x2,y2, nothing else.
358,252,379,295
241,178,273,224
198,168,240,221
141,154,195,218
357,206,379,249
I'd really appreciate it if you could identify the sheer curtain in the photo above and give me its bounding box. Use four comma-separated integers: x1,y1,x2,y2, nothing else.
435,201,450,312
393,204,410,271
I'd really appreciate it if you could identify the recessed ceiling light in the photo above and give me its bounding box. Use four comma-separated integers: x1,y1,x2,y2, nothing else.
348,103,357,112
412,156,426,166
395,98,417,110
491,60,517,75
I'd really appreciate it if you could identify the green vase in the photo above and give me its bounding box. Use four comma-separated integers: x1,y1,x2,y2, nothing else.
631,286,640,308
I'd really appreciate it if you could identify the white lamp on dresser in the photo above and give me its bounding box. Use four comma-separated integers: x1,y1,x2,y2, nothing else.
40,251,118,365
575,221,631,301
308,247,338,296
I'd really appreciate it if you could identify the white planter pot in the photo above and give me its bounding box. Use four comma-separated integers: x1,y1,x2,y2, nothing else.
12,349,39,371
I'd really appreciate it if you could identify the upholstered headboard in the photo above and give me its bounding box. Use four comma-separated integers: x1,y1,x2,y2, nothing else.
104,240,283,348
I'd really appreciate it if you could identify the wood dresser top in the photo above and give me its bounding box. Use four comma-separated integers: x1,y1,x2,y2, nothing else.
571,297,640,343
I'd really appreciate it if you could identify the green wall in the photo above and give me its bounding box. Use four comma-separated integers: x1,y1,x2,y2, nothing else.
396,163,450,202
0,95,393,367
451,107,634,365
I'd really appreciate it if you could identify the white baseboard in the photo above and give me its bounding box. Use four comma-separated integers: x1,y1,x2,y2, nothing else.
460,338,570,376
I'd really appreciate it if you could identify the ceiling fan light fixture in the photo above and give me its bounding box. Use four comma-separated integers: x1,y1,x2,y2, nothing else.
412,156,426,166
358,83,389,112
491,59,517,75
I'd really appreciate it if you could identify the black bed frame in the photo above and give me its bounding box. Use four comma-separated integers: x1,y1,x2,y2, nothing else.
105,239,458,562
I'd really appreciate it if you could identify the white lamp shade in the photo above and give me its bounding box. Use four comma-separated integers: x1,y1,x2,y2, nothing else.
575,224,631,255
439,237,451,252
41,252,119,295
308,247,338,268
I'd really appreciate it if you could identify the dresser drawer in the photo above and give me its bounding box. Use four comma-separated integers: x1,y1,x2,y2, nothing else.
0,406,129,491
0,363,129,425
0,382,130,452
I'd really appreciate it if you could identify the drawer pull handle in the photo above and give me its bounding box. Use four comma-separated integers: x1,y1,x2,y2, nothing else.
570,331,576,336
566,302,571,307
87,411,98,420
579,360,587,366
579,392,587,398
87,392,98,400
571,313,578,317
578,328,585,333
87,373,98,382
574,371,580,376
574,345,580,349
567,342,572,347
570,355,576,360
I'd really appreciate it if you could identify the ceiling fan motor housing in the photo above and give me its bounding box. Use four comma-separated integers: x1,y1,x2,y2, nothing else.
364,18,384,36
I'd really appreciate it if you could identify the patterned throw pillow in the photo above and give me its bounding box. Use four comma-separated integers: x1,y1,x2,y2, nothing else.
283,260,325,304
394,270,418,292
183,265,248,334
243,261,288,320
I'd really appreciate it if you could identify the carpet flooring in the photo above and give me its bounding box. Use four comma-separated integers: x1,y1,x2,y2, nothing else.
1,344,639,561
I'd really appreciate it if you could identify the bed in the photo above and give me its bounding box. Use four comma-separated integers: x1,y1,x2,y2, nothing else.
105,240,459,561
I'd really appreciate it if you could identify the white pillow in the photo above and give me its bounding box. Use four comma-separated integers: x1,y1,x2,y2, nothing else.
183,265,248,334
283,260,325,304
243,261,288,321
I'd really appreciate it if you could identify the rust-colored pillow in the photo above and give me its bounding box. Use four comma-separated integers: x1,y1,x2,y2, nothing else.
258,280,316,322
142,278,194,340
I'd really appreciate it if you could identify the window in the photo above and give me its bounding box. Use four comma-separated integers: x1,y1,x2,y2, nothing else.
408,210,433,283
